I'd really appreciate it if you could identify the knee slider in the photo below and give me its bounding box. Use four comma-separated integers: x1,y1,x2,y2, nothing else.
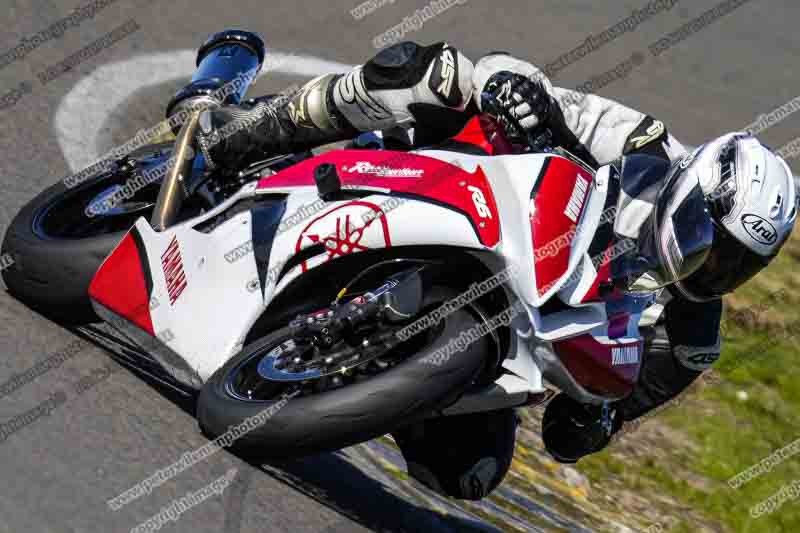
363,41,437,90
363,41,469,108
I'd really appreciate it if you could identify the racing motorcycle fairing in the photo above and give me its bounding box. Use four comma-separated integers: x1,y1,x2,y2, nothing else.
87,153,510,386
525,290,652,402
264,191,490,302
88,230,154,336
90,209,265,385
550,315,643,398
444,112,515,156
256,149,502,247
445,151,609,309
87,138,639,412
527,157,601,302
556,164,618,306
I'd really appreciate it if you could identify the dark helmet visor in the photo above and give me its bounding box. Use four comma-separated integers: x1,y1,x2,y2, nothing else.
621,158,715,293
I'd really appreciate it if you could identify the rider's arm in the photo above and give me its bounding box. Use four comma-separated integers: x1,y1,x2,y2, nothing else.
554,89,688,165
615,292,723,422
470,53,687,165
199,41,475,168
327,41,475,144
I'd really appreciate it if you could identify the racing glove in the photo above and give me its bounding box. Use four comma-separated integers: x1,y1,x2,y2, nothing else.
474,54,598,167
480,71,553,142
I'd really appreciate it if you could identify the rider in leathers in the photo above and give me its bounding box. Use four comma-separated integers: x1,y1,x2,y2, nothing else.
196,41,795,499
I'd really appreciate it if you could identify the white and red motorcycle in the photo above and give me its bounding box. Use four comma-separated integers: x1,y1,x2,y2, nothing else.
2,107,658,457
1,33,658,458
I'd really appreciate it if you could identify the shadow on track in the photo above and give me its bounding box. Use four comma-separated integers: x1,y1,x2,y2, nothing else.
72,324,502,533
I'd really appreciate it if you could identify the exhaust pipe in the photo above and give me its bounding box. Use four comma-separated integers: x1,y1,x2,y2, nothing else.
165,29,266,130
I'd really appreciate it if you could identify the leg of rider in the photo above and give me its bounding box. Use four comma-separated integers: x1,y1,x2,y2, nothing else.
616,295,723,421
392,408,518,500
199,41,475,169
542,294,723,463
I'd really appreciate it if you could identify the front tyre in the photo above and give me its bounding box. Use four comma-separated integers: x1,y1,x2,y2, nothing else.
196,298,488,459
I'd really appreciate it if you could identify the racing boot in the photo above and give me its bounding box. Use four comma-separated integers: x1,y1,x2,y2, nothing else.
542,393,623,463
197,41,475,169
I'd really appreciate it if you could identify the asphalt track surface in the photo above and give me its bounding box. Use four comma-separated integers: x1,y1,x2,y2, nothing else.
1,0,799,532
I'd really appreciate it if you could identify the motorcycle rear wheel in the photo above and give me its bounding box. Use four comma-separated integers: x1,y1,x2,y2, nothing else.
1,143,173,324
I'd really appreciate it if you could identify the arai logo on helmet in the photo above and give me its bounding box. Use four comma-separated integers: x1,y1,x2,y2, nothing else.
342,161,423,178
741,214,778,245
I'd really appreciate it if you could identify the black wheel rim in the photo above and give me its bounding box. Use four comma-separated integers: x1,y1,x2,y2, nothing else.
223,311,441,403
33,147,172,240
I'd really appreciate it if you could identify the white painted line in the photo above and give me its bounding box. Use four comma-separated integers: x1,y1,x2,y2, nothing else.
55,50,353,172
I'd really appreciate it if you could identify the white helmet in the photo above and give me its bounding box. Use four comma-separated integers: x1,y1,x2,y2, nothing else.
671,132,798,301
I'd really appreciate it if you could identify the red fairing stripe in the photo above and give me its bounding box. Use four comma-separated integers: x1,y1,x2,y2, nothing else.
88,232,154,335
258,150,501,247
581,241,614,303
450,115,515,155
553,335,642,396
531,158,593,296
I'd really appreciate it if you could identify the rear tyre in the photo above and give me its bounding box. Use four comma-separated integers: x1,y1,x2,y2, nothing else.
1,143,173,324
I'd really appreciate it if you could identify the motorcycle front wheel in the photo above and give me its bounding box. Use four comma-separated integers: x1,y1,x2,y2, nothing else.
196,287,490,459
